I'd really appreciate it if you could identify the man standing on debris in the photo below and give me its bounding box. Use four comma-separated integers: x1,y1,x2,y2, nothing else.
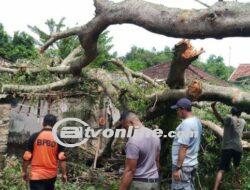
211,103,246,190
22,114,67,190
119,111,161,190
171,98,202,190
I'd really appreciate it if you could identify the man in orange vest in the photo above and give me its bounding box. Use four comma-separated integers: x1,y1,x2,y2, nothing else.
22,114,67,190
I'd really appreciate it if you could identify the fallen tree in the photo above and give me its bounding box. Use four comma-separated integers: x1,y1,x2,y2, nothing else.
147,82,250,114
2,0,250,78
39,0,250,76
1,0,250,102
0,0,249,169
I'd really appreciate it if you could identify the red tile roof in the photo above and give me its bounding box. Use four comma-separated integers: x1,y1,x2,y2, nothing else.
142,62,228,86
229,64,250,82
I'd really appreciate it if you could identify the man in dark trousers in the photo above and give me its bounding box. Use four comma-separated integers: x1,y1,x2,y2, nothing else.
212,102,246,190
22,114,67,190
119,111,161,190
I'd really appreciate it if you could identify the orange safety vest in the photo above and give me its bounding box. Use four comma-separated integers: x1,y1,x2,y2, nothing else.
23,128,66,180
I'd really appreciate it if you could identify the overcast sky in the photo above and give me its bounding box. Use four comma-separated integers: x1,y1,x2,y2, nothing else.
1,0,250,67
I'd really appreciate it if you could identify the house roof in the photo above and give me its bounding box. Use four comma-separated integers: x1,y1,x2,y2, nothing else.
142,62,229,86
229,64,250,82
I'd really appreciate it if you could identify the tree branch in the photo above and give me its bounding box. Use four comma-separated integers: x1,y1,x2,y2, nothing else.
197,84,250,112
0,66,18,74
0,65,145,102
83,69,119,101
40,0,250,75
194,0,210,8
109,59,160,87
0,65,71,74
109,59,133,83
1,77,82,93
61,46,83,67
147,83,250,114
40,26,83,53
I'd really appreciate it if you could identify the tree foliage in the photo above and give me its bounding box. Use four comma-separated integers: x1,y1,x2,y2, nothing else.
123,46,172,71
29,18,79,60
89,30,117,69
194,55,235,81
28,18,117,66
0,24,38,62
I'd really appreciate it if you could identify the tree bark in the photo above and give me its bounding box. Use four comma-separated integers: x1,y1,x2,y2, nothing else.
194,0,210,7
1,78,81,93
166,39,204,89
0,65,70,74
41,0,250,75
147,83,250,114
1,0,250,116
109,59,160,87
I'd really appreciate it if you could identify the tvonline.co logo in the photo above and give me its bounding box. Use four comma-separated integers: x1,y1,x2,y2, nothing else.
52,118,134,148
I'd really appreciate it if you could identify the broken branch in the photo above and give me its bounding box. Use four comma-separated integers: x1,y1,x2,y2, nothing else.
1,77,82,93
109,59,160,87
147,83,250,114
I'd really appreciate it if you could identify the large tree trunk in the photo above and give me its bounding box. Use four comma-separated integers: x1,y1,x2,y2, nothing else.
39,0,250,76
166,40,204,89
147,83,250,115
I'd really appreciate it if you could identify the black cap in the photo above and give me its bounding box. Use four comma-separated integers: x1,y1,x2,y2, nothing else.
231,107,242,116
171,98,192,110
